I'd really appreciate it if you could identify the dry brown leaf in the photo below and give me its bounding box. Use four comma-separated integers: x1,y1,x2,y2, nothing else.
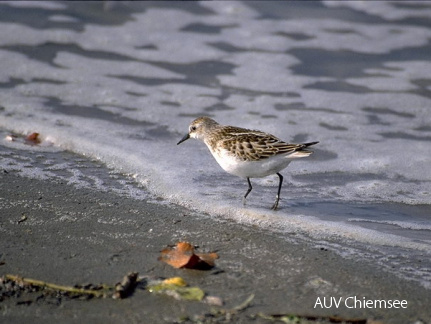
159,242,218,270
195,251,218,268
25,132,41,145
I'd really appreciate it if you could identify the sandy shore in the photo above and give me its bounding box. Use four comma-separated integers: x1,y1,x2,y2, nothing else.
0,169,430,323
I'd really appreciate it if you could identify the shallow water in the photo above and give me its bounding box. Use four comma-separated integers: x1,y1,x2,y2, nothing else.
0,1,430,288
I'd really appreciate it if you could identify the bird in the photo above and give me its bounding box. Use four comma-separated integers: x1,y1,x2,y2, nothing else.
177,116,318,210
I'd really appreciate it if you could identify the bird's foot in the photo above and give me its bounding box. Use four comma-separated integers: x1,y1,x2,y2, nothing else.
271,196,280,210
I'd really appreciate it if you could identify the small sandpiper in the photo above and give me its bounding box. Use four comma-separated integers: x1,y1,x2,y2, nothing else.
177,116,318,210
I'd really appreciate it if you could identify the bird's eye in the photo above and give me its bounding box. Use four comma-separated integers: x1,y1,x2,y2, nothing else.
191,126,197,132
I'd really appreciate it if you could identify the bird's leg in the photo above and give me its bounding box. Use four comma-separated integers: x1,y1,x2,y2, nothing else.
271,173,283,210
243,177,253,205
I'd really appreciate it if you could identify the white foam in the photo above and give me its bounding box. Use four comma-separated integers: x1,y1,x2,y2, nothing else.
0,23,78,46
0,1,430,287
324,1,431,21
48,15,79,23
1,1,67,10
348,61,431,91
349,218,431,231
0,3,429,203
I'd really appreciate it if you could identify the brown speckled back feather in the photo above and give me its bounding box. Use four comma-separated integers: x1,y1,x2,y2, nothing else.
208,126,316,161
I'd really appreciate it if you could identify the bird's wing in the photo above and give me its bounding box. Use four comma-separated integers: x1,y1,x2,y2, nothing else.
219,127,304,161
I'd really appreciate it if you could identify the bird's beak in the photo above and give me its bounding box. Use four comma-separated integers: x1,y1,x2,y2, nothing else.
177,133,190,145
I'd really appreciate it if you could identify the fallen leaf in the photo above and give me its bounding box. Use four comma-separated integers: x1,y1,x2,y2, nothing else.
147,277,205,301
159,242,218,270
159,242,199,268
162,277,187,287
25,132,41,145
196,251,219,267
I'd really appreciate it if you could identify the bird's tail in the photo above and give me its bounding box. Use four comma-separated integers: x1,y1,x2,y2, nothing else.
303,141,319,147
289,141,319,158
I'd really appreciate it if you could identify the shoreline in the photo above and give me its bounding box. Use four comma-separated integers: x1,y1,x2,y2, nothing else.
0,170,430,323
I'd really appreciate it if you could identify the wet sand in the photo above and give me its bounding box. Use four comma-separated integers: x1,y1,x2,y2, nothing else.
0,170,430,323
